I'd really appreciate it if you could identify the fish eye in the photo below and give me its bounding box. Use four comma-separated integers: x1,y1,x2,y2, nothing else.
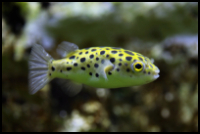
131,61,144,72
135,64,142,69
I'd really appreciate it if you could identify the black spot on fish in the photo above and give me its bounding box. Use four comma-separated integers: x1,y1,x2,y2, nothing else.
96,73,99,77
67,67,72,71
69,56,75,59
94,63,99,68
101,59,105,64
119,59,122,62
52,66,55,71
100,51,105,55
81,67,86,70
89,72,92,76
79,52,82,55
74,63,78,66
148,72,150,75
96,57,99,61
91,49,97,52
108,72,112,75
125,63,128,66
87,64,90,68
118,63,122,66
106,48,110,50
124,51,134,56
126,57,132,61
49,73,51,76
126,68,130,72
116,68,120,72
85,51,89,54
76,57,79,59
60,70,62,73
80,58,86,62
119,54,123,56
90,54,94,59
133,59,137,62
111,51,118,54
106,54,109,58
110,58,115,63
138,57,143,61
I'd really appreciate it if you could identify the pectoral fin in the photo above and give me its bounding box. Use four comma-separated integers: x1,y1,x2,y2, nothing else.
96,59,115,80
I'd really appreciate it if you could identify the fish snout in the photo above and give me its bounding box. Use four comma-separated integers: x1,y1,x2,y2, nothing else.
153,67,160,79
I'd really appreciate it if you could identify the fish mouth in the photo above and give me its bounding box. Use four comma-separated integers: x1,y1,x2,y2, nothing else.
154,74,160,79
153,68,160,79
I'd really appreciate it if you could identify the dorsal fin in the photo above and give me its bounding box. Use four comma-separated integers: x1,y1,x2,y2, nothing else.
56,41,79,58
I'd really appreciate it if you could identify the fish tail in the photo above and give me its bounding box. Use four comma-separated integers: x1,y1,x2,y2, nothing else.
28,44,53,94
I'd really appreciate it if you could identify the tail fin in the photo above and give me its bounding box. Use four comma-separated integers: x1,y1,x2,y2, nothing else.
29,44,53,94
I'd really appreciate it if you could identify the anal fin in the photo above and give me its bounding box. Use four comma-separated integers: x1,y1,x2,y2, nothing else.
57,79,82,97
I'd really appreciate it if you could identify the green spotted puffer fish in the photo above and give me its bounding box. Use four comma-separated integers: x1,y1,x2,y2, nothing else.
29,42,160,95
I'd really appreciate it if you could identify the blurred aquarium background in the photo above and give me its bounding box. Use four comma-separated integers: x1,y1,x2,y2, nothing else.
2,2,198,132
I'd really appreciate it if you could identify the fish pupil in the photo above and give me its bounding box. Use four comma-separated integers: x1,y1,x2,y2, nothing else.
135,64,142,69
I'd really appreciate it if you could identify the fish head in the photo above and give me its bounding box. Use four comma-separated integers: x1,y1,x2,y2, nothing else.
130,56,160,85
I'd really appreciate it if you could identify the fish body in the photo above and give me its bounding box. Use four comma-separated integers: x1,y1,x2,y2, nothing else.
29,42,160,94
